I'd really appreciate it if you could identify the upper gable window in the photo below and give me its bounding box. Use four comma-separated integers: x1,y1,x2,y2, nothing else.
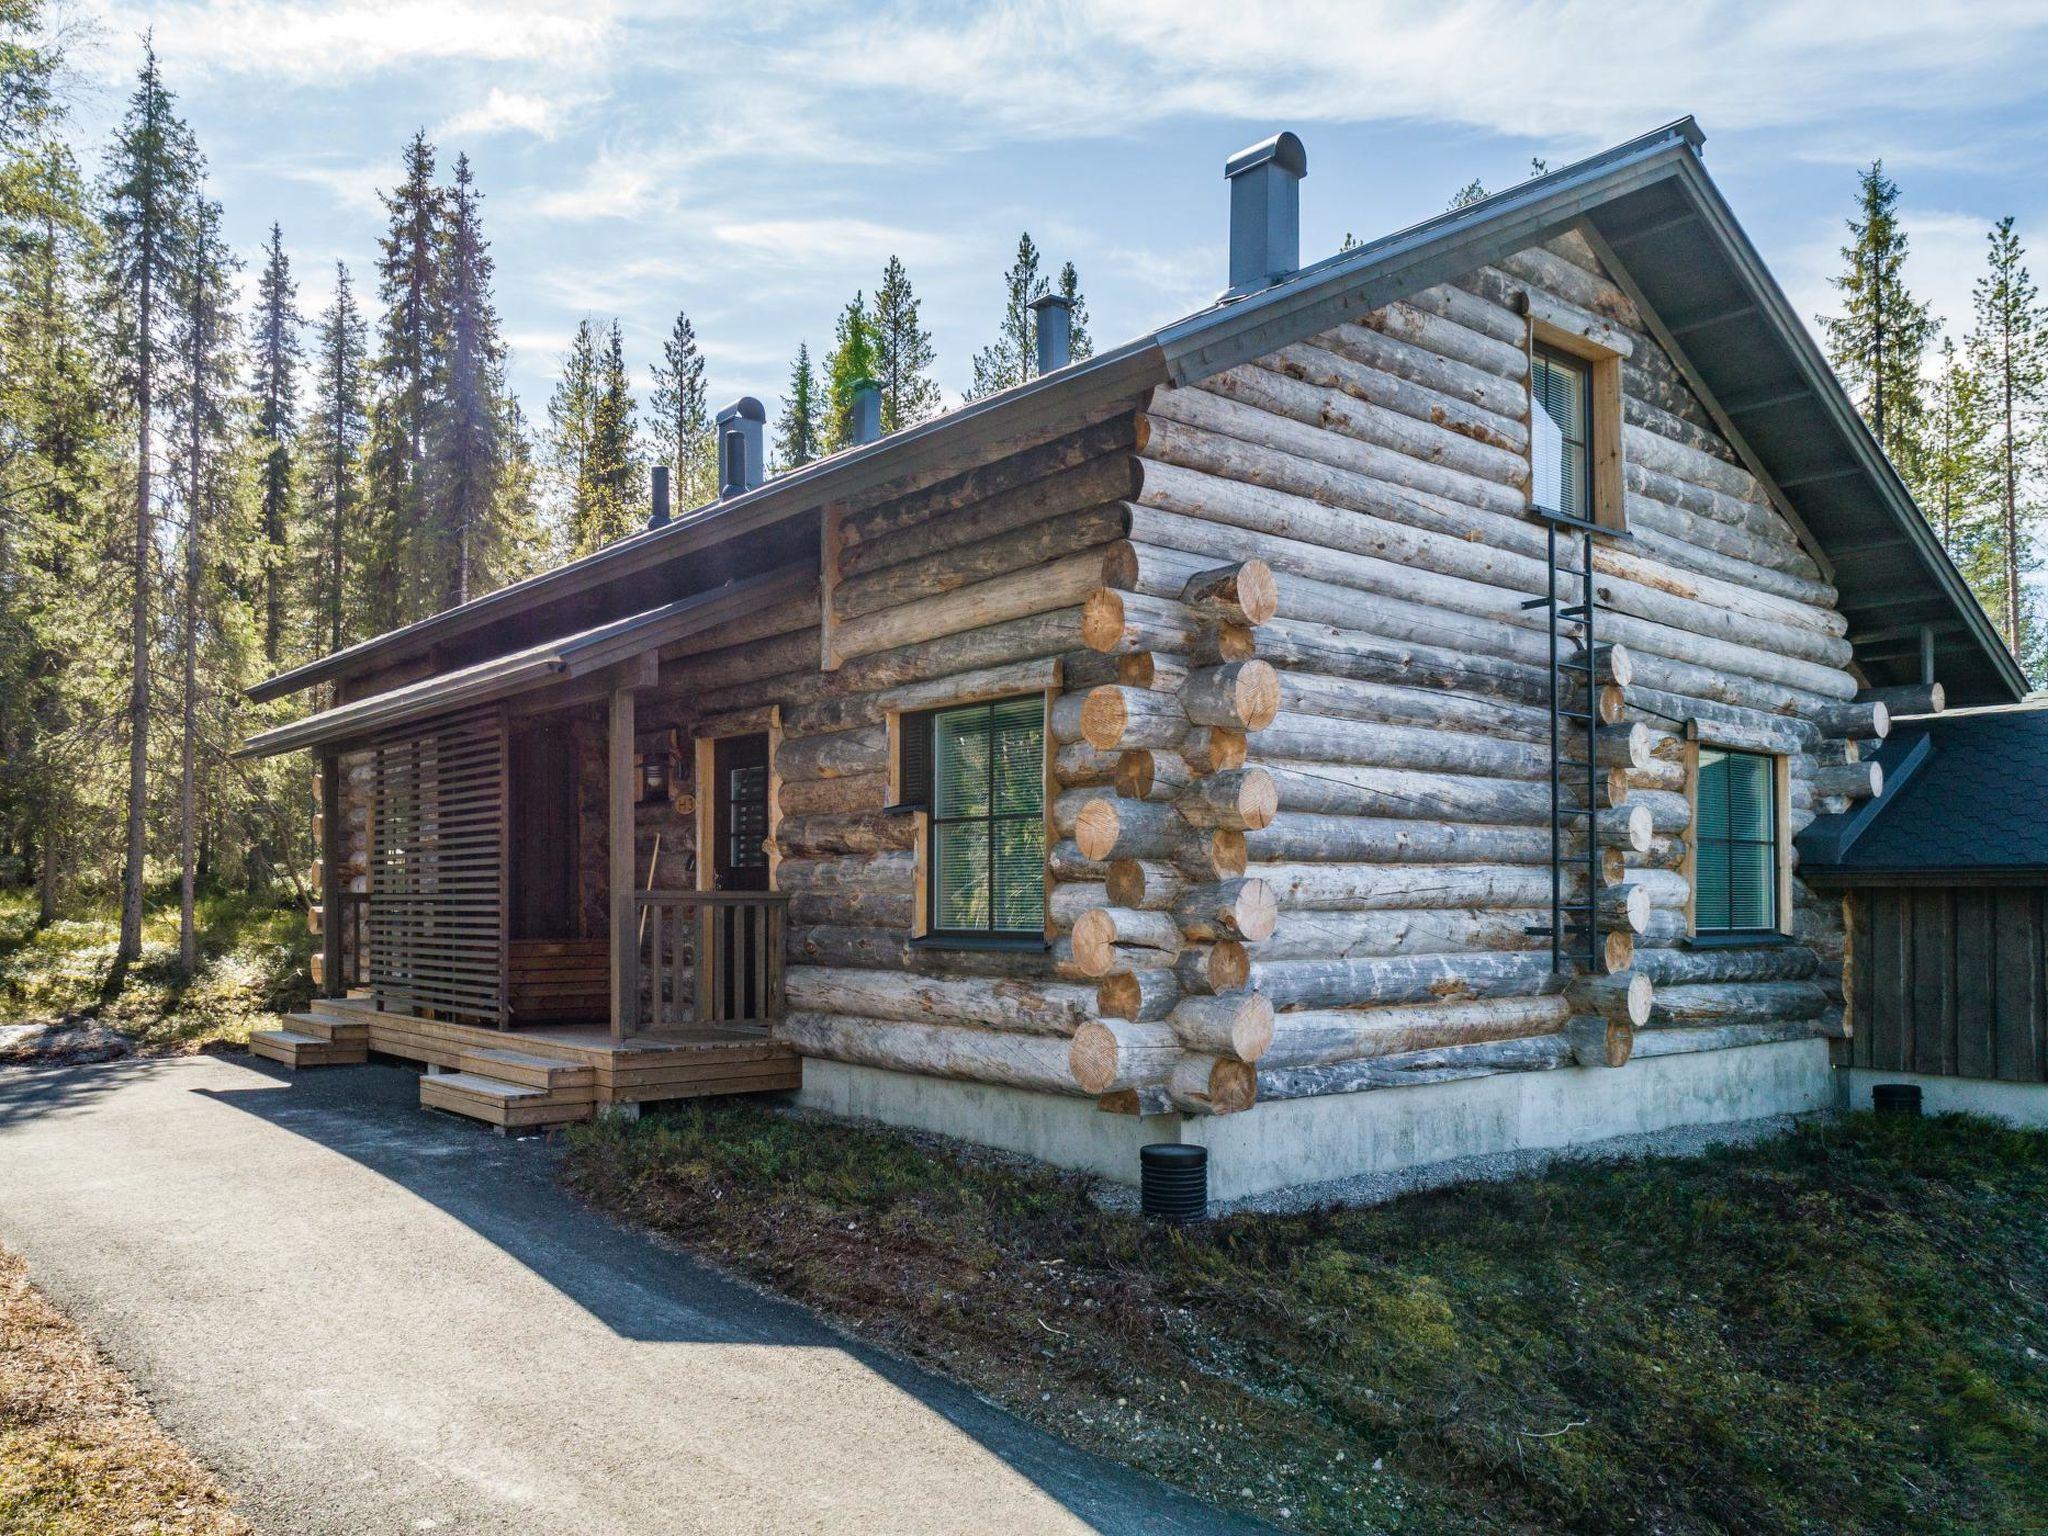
1531,344,1594,523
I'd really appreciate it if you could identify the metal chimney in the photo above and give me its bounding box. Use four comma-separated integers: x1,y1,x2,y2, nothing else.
715,397,766,497
1224,131,1307,297
648,464,671,528
850,378,882,445
1030,293,1073,374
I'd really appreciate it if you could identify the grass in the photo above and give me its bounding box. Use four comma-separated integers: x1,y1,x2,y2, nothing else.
0,1248,249,1535
565,1105,2048,1536
0,887,312,1056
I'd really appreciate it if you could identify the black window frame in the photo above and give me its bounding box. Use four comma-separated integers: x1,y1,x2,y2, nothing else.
1693,745,1781,936
896,694,1048,945
1531,343,1595,524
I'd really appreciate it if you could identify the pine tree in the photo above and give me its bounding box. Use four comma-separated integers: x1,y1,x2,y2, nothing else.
1057,261,1092,362
312,267,365,648
251,222,300,662
774,341,821,469
648,307,712,506
100,34,199,965
1821,162,1937,483
588,319,638,540
1448,178,1487,210
552,319,638,553
1924,337,1995,558
427,152,504,609
1966,216,2047,669
170,190,238,973
310,262,367,654
821,294,877,452
364,130,444,632
870,255,939,432
970,233,1043,399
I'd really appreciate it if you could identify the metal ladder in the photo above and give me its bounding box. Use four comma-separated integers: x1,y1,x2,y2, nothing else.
1524,507,1612,977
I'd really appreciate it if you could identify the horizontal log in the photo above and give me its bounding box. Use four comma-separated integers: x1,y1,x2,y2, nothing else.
1175,878,1279,943
1169,1053,1258,1115
834,504,1130,621
1567,1015,1634,1068
1106,858,1184,910
1630,944,1820,986
1252,898,1645,962
1175,941,1251,995
1074,796,1185,862
1629,1019,1821,1058
1069,1018,1180,1093
1180,726,1247,774
1175,829,1248,882
1081,588,1254,658
1181,661,1280,732
1071,907,1183,976
777,811,917,859
1855,682,1943,717
778,1012,1085,1094
1257,1033,1573,1101
784,967,1095,1036
832,548,1110,663
1248,807,1650,865
1250,949,1562,1010
1254,860,1662,912
1177,767,1279,832
1645,980,1829,1028
1810,761,1882,799
1810,698,1888,741
779,772,886,818
1115,748,1193,803
1096,969,1181,1023
1169,991,1275,1061
1567,972,1653,1027
1181,559,1278,626
1257,994,1572,1069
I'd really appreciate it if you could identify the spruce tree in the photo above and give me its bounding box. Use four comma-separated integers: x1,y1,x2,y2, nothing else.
251,222,300,662
648,307,712,506
310,261,367,653
970,232,1042,399
1448,178,1487,210
170,191,238,973
364,130,444,631
1057,261,1092,362
821,294,877,452
546,317,597,537
774,340,821,469
871,255,939,432
1924,337,1994,559
427,152,505,609
552,319,638,553
1966,216,2047,668
100,34,199,965
1821,162,1936,482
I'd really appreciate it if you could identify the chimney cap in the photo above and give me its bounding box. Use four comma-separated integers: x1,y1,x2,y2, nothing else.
1225,131,1307,182
716,396,767,425
1028,292,1074,315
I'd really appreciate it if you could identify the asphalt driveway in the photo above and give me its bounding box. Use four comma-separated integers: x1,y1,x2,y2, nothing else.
0,1053,1264,1535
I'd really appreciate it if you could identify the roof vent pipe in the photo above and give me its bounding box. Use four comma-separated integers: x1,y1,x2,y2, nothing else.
648,464,671,529
1223,131,1307,298
1030,293,1073,374
715,397,766,498
850,378,882,445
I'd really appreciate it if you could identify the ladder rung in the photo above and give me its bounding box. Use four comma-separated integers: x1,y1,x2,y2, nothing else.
1521,596,1555,610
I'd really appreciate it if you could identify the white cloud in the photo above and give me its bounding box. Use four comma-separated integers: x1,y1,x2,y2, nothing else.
438,87,571,142
711,217,951,268
91,0,617,84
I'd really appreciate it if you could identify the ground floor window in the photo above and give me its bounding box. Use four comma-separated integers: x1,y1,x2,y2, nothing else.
1694,746,1779,933
900,695,1046,939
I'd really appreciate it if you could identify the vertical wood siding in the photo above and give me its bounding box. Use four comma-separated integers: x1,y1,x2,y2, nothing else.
1849,886,2048,1082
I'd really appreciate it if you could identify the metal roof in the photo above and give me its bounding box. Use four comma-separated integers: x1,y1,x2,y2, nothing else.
238,566,811,758
246,115,2025,712
1799,701,2048,884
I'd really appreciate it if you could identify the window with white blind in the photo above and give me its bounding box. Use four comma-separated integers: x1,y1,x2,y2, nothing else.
898,695,1047,940
1694,747,1780,933
1531,344,1594,524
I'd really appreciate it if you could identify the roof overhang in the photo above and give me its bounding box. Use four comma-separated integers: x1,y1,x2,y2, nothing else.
238,565,812,758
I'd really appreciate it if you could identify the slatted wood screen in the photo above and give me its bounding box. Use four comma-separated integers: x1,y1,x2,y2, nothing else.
366,706,508,1023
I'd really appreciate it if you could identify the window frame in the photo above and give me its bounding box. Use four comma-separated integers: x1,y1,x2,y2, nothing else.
889,683,1055,951
691,706,783,894
1684,738,1793,941
1525,319,1626,532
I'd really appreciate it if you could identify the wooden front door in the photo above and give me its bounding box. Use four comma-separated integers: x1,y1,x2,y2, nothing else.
711,733,772,892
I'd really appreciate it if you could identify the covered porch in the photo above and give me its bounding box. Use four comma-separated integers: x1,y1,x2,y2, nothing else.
241,568,813,1123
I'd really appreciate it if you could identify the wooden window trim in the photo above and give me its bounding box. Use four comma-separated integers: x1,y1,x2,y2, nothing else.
1527,317,1625,531
889,667,1061,945
1683,734,1793,939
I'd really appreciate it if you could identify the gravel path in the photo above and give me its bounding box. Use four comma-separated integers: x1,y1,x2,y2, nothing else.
0,1053,1267,1535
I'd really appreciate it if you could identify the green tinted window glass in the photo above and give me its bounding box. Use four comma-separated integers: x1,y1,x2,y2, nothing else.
927,697,1046,937
1695,748,1778,932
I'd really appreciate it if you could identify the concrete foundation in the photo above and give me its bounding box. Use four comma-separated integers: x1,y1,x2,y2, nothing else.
1837,1067,2048,1127
797,1038,1836,1202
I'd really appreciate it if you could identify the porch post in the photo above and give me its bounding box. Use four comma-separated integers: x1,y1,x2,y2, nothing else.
318,751,344,999
608,656,655,1038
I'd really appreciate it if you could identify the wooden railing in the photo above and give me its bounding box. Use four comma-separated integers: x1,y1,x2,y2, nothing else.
633,891,789,1033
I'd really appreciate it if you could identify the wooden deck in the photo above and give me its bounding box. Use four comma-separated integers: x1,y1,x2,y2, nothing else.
251,993,802,1130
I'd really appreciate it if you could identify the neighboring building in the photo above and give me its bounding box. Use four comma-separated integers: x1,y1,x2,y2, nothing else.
1801,701,2048,1126
240,118,2027,1198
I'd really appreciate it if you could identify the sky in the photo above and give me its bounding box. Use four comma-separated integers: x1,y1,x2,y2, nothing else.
62,1,2048,437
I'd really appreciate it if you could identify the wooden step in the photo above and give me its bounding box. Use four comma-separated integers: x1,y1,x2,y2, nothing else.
454,1046,595,1093
283,1011,369,1046
249,1029,368,1069
419,1070,594,1131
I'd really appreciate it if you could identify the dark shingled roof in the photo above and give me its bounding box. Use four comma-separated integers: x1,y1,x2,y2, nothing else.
1798,702,2048,883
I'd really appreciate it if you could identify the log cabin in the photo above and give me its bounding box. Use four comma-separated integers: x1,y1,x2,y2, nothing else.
239,117,2029,1197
